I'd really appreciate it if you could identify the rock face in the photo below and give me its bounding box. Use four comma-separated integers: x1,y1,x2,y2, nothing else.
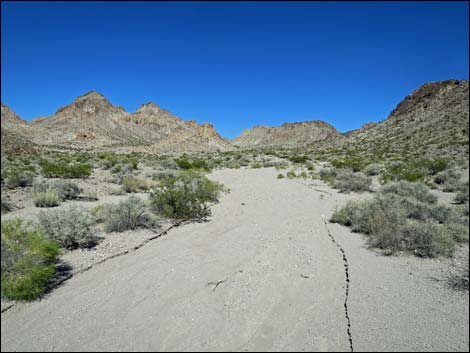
1,103,38,155
331,79,469,160
233,120,343,148
14,91,232,152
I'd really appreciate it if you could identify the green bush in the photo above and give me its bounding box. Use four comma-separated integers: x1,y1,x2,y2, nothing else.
286,170,297,179
331,158,365,172
33,190,61,208
149,171,223,220
277,173,285,179
1,219,60,300
38,206,96,249
40,159,92,178
333,171,371,193
288,155,309,164
251,162,263,169
103,196,159,232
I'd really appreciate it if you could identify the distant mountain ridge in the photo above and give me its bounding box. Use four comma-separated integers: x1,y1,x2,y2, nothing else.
2,91,231,153
233,120,343,148
1,79,468,158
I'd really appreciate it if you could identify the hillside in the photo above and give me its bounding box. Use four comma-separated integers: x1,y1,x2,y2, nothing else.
320,79,469,161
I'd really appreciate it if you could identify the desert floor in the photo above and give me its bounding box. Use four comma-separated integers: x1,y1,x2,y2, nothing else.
1,167,469,352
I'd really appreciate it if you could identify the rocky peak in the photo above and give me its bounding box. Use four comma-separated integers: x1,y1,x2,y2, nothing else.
1,103,27,125
135,102,160,114
55,90,119,116
388,79,469,121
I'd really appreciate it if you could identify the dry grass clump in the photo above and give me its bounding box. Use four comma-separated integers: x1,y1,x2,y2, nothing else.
33,190,61,208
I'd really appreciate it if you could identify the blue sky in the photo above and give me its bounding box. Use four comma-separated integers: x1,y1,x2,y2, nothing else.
1,1,468,139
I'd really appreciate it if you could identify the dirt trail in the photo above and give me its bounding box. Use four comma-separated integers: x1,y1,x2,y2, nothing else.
1,168,468,352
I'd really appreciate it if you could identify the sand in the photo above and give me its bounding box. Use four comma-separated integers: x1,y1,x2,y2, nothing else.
1,167,468,351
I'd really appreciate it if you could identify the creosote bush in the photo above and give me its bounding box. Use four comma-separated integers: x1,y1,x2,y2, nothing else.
1,219,60,300
40,159,92,179
121,177,150,193
38,206,96,249
149,171,224,220
102,196,159,232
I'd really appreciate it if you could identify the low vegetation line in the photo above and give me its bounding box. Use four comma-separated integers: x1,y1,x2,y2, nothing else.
321,215,354,353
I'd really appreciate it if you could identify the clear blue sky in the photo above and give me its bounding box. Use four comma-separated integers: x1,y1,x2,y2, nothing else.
1,1,468,138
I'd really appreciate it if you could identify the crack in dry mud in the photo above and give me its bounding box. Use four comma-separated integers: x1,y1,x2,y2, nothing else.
322,216,354,352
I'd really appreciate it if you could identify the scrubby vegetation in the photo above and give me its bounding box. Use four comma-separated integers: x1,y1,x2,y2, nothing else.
331,181,468,257
40,159,92,178
37,206,96,249
33,180,81,201
333,171,371,193
102,196,159,232
149,171,224,220
33,190,61,208
1,219,61,300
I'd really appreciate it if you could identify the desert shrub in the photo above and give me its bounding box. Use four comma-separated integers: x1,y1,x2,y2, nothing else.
40,159,92,179
454,181,469,204
5,170,34,189
149,171,223,220
363,163,382,176
300,171,308,179
277,174,285,179
251,162,263,169
331,157,365,172
330,179,466,257
109,187,126,196
286,170,297,179
33,190,61,208
103,196,159,232
1,219,60,300
305,162,315,171
38,206,96,249
434,169,461,185
381,181,438,204
319,166,337,184
33,180,81,201
333,171,371,193
226,161,241,169
289,155,309,164
1,197,12,213
121,177,150,193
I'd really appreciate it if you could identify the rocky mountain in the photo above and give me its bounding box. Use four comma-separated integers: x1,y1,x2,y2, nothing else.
1,103,38,155
323,79,469,160
1,91,231,153
233,120,343,148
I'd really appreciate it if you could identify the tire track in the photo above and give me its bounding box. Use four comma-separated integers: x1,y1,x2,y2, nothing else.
322,215,354,352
